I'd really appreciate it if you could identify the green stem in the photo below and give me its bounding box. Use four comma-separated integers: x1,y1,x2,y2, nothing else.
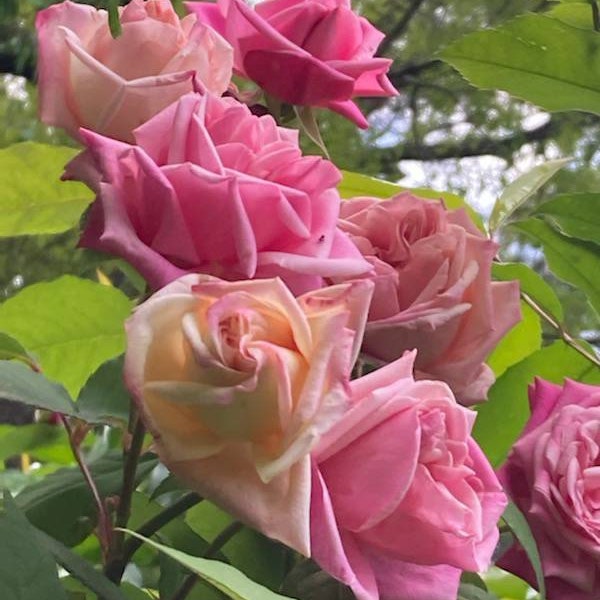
169,522,244,600
104,409,146,583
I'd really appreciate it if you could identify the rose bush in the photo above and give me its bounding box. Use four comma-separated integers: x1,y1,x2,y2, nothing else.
125,273,373,554
337,193,521,404
68,91,369,293
36,0,233,142
186,0,397,128
499,378,600,600
310,351,507,600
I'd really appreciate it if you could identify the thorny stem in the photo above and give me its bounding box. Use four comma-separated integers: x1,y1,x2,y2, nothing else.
521,291,600,369
121,492,203,565
104,406,147,583
61,416,112,560
170,521,244,600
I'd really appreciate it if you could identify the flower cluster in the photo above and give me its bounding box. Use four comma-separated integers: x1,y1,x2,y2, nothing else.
36,1,523,598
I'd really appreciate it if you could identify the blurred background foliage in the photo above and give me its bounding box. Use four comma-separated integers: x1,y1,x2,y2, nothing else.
1,0,599,339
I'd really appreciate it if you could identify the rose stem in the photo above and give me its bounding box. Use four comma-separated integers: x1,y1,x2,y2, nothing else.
170,521,244,600
60,415,112,560
104,406,146,582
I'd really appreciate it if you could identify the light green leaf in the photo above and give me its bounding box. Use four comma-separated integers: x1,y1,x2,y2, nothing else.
549,2,596,29
457,583,499,600
17,453,158,547
484,568,530,600
338,170,485,230
534,192,600,244
0,360,76,415
487,302,541,378
512,218,600,319
441,14,600,114
502,502,546,600
122,530,297,600
37,531,130,600
473,340,600,467
0,142,93,237
77,356,130,425
489,158,570,233
0,423,67,462
0,493,69,600
492,262,564,322
0,276,133,396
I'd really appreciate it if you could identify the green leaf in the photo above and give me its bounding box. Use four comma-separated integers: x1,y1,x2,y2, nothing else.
17,453,158,546
512,218,600,319
122,530,296,600
187,502,288,591
77,356,130,425
37,530,130,600
484,567,530,600
549,2,596,29
489,158,570,233
0,332,30,363
473,340,600,467
441,14,600,114
457,583,499,600
492,262,564,321
0,423,67,462
0,360,76,415
338,170,485,230
0,143,93,237
294,106,329,158
0,493,68,600
486,302,541,378
534,192,600,244
0,276,133,396
502,502,546,600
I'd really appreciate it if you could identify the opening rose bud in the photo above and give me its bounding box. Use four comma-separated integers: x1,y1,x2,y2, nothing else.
125,274,373,554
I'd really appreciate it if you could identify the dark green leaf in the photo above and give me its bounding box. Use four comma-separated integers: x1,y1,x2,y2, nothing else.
0,143,93,237
512,218,600,318
77,356,130,425
0,332,30,363
17,453,158,546
473,340,600,467
489,158,570,233
492,262,564,321
0,360,76,415
0,276,133,396
121,530,296,600
37,530,129,600
441,14,600,114
534,192,600,244
0,493,68,600
502,502,546,599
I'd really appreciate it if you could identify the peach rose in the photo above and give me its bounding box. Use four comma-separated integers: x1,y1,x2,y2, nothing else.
125,274,373,554
338,193,521,404
36,0,233,141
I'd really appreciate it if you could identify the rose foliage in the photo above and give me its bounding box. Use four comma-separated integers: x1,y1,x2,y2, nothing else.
0,2,598,600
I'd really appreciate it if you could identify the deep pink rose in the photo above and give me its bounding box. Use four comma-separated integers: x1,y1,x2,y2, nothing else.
338,193,521,404
310,351,507,600
499,378,600,600
67,92,369,294
36,0,233,141
125,274,373,553
186,0,397,128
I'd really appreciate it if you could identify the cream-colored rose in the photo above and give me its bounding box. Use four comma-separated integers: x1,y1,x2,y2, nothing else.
125,274,373,553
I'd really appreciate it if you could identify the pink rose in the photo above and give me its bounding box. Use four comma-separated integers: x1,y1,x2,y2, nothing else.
310,351,507,600
499,378,600,600
68,92,369,294
36,0,233,142
125,274,373,554
338,193,521,404
186,0,397,128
